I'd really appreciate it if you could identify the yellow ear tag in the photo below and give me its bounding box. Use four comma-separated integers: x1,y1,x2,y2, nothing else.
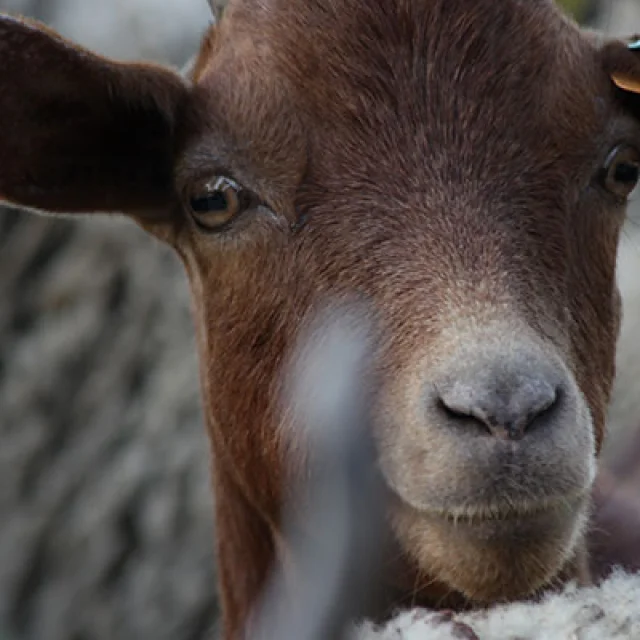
611,39,640,93
611,73,640,94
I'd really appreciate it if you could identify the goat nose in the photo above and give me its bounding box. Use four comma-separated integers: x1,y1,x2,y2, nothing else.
435,358,562,441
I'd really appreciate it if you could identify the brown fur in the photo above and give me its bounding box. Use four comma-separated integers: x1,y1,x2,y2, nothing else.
2,2,640,639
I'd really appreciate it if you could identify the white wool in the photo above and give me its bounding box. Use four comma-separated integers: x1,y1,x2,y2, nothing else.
353,571,640,640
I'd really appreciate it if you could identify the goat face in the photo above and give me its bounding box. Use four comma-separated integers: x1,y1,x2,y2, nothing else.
2,0,640,625
175,0,635,604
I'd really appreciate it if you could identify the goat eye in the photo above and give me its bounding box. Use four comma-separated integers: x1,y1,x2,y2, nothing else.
187,176,252,232
602,145,640,198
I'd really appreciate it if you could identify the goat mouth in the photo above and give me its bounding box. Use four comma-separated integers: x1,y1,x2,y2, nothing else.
426,494,584,525
384,475,591,522
393,488,591,533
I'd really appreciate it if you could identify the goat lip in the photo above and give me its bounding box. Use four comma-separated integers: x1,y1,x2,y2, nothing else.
422,493,587,526
384,477,591,532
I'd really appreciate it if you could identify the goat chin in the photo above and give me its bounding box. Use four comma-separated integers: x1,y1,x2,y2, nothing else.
353,570,640,640
388,494,589,604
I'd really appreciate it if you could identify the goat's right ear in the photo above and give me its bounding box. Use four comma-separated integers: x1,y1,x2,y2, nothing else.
0,15,188,218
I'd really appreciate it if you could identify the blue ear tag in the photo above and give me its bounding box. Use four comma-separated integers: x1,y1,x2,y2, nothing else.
628,40,640,51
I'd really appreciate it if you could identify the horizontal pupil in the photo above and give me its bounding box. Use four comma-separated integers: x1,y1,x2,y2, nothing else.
191,191,229,213
614,163,639,185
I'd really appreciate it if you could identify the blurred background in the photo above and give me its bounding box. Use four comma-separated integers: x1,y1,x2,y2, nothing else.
0,1,639,639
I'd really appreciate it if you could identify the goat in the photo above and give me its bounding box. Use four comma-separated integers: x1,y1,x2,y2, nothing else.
2,1,640,638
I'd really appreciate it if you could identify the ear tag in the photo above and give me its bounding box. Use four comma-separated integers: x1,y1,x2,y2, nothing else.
612,73,640,93
611,39,640,92
612,42,640,94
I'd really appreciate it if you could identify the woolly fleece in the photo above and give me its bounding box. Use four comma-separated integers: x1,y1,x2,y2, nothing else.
354,571,640,639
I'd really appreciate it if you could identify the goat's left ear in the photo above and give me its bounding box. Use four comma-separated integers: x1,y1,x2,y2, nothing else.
0,15,189,218
603,36,640,95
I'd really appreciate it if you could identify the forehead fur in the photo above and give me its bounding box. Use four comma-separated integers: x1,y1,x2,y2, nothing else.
197,0,602,192
254,0,574,105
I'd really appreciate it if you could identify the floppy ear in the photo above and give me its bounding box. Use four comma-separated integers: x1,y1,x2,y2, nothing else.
0,15,188,218
602,36,640,97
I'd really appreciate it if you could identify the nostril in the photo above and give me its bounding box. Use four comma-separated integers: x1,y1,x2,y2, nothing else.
435,376,563,441
527,384,557,416
435,386,495,434
436,395,477,424
524,384,562,431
